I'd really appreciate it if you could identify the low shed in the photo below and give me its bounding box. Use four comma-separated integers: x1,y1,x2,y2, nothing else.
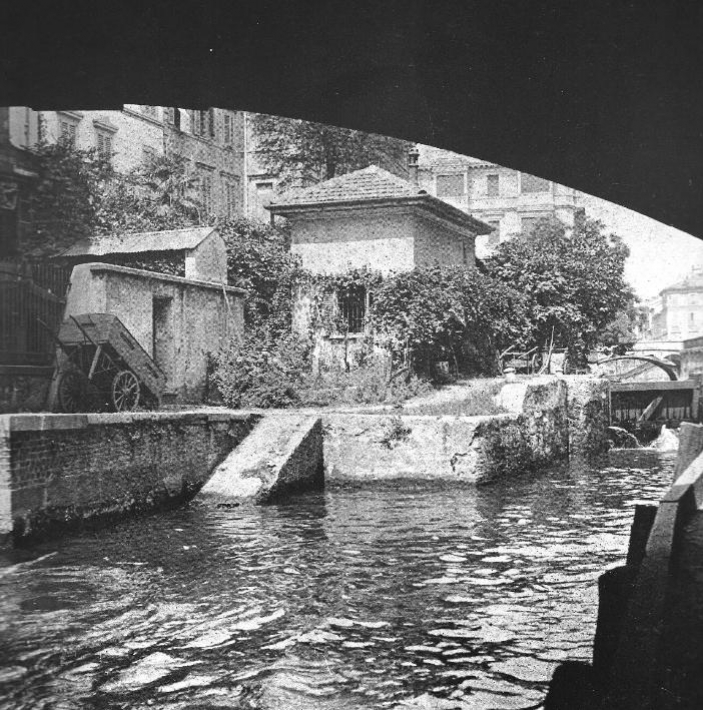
65,262,244,403
61,227,227,284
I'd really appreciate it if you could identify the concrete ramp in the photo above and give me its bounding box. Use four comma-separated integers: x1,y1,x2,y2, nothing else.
196,415,323,504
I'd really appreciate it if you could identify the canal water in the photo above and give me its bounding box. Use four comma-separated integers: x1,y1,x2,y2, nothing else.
0,449,675,710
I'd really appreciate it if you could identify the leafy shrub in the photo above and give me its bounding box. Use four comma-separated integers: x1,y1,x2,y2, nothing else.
211,328,311,408
299,360,431,407
370,266,530,378
219,218,301,336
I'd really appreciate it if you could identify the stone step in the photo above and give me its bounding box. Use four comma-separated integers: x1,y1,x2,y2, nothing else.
196,414,323,504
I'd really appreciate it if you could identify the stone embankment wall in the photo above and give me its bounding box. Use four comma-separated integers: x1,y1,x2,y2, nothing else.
324,377,608,484
0,411,257,545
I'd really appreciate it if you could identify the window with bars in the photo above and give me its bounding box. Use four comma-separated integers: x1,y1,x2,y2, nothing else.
339,285,366,334
486,174,499,197
60,120,77,146
436,173,464,197
520,173,551,193
96,132,113,161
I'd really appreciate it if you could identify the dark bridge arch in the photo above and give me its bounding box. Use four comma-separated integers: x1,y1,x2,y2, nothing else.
5,3,703,236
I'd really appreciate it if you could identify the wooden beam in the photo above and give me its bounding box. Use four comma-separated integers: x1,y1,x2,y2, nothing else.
609,380,697,393
637,396,663,422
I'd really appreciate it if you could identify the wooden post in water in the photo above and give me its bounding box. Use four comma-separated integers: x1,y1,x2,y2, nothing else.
675,422,703,478
602,421,703,709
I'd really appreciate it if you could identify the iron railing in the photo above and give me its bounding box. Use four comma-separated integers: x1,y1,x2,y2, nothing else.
0,259,72,366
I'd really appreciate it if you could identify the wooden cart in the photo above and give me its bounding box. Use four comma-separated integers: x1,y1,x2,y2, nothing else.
48,313,166,413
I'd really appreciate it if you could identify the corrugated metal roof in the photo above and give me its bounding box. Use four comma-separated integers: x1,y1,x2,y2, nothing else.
62,227,217,257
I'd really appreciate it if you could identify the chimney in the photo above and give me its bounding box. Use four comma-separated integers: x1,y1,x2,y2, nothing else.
408,144,420,185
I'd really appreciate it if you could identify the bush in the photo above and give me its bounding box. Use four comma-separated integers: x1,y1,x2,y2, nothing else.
211,328,311,408
370,266,530,378
219,218,300,335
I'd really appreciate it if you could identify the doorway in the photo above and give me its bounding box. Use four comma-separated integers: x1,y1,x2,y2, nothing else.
152,296,174,385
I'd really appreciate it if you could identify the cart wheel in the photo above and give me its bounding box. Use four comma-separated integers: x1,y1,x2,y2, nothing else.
111,370,140,411
57,370,84,413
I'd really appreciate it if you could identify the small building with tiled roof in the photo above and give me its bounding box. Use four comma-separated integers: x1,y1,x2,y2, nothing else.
267,165,492,276
60,226,227,284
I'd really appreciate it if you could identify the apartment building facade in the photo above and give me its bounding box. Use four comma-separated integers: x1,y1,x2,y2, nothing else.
415,144,584,258
6,105,246,226
650,267,703,341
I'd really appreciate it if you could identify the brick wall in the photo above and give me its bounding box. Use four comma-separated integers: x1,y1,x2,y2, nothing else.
1,410,257,545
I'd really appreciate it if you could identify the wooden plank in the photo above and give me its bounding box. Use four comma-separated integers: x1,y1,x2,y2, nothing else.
637,396,664,422
609,380,697,393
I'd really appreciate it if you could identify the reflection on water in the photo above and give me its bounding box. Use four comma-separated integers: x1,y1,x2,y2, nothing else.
0,450,675,709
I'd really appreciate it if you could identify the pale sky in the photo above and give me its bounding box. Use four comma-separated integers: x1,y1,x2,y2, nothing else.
579,195,703,301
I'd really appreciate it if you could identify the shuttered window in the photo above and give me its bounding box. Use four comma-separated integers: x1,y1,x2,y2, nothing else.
96,132,113,161
60,121,77,146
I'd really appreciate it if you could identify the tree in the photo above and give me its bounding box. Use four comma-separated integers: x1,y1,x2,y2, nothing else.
251,113,412,188
219,217,301,334
484,214,635,365
96,153,202,234
370,266,530,376
23,141,112,256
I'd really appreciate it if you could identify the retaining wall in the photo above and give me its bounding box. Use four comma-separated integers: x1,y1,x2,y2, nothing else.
323,378,582,483
0,410,257,545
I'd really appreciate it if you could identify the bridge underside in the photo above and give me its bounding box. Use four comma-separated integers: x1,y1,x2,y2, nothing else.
4,3,703,237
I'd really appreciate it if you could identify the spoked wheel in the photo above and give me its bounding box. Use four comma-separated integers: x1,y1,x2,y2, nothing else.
57,370,85,413
111,370,140,412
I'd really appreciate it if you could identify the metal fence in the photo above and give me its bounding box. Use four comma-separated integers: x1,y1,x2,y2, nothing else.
0,259,72,366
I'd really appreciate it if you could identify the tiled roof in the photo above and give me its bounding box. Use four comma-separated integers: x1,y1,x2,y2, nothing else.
268,165,493,234
271,165,425,206
62,227,217,257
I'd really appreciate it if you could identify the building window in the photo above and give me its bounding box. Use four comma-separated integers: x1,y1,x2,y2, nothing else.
96,131,113,161
199,171,213,216
225,177,240,218
521,173,551,193
166,107,181,129
191,110,213,138
190,110,202,136
486,174,499,197
339,285,366,334
23,108,32,146
488,220,500,246
59,120,78,147
436,173,464,197
224,113,234,144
